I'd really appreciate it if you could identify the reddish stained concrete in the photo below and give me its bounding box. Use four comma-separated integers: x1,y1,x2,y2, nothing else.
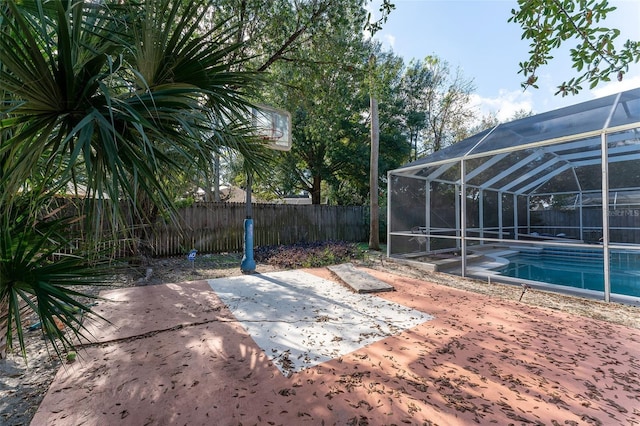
32,269,640,425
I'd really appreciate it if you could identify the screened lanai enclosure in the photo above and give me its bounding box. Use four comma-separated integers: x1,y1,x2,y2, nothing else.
388,88,640,303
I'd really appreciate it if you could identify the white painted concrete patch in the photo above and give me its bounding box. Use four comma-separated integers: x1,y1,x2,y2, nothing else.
207,270,433,376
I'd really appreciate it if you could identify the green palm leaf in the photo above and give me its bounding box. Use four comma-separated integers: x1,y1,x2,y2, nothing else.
1,0,273,359
0,194,113,359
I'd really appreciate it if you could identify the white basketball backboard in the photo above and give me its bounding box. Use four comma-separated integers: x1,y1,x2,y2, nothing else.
250,105,292,151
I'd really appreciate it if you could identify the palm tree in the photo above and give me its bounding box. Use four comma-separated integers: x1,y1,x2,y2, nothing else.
0,0,270,359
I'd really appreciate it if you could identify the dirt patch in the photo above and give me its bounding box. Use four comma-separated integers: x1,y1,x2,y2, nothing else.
368,256,640,329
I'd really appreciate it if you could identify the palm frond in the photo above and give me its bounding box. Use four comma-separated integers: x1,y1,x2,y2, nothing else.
1,0,273,359
1,195,113,359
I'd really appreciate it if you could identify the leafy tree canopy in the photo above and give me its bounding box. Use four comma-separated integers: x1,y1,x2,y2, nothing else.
509,0,640,96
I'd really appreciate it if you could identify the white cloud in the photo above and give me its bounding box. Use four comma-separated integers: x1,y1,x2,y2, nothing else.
537,72,640,114
591,75,640,98
366,0,397,49
470,89,534,122
382,33,396,50
469,73,640,129
369,31,396,52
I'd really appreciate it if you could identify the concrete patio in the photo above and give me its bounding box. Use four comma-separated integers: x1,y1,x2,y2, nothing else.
31,267,640,425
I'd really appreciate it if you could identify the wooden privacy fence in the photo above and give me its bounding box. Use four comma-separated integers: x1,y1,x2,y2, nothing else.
149,203,372,256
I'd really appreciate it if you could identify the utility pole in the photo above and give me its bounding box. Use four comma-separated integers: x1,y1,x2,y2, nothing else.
369,54,380,250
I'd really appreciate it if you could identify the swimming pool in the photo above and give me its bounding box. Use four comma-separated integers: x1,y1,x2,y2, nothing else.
497,248,640,298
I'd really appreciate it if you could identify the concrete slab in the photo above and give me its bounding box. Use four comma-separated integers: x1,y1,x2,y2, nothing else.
327,263,395,293
206,270,432,376
78,280,229,343
33,318,276,426
32,268,640,426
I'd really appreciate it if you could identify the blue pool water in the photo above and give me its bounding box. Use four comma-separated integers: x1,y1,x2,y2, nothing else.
497,248,640,298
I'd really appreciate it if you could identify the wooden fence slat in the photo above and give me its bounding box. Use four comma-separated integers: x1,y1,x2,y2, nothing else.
45,201,379,257
145,203,372,256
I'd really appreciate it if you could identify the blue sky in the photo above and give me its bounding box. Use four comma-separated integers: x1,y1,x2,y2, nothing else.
370,0,640,121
